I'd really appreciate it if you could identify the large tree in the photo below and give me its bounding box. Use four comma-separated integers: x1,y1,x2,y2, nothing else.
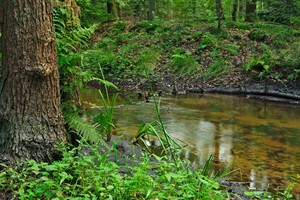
0,0,66,165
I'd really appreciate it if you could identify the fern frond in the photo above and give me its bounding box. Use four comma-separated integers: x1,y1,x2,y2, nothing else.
65,112,105,145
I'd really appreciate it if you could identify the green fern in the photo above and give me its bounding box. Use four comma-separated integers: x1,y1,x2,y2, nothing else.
65,112,105,145
169,51,200,76
53,6,98,112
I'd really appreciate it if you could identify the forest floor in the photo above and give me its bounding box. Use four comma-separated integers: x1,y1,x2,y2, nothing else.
87,19,300,104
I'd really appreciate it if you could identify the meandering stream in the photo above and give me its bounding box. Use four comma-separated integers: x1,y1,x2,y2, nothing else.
81,89,300,195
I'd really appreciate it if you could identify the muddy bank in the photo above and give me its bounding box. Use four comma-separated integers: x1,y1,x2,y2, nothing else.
98,72,300,104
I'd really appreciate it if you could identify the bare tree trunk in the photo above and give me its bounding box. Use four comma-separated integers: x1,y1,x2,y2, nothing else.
107,0,119,19
232,0,239,21
238,0,245,20
216,0,225,21
216,0,224,30
245,0,257,22
0,0,66,165
0,0,3,52
148,0,156,20
0,0,2,33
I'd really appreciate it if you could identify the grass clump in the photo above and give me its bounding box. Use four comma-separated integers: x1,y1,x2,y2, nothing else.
169,50,200,76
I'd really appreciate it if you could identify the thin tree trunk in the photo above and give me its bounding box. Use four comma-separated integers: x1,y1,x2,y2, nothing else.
216,0,225,21
0,0,66,165
0,0,2,33
148,0,156,20
238,0,245,20
232,0,239,21
107,0,119,19
107,0,114,15
117,2,122,19
245,0,257,22
216,0,224,30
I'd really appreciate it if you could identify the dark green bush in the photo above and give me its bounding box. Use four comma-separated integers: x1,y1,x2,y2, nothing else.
248,29,269,41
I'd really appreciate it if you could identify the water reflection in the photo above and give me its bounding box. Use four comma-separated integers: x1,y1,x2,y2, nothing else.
81,90,300,194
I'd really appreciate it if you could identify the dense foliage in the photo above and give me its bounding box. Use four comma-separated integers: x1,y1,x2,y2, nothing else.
0,142,297,199
0,0,299,199
0,143,228,199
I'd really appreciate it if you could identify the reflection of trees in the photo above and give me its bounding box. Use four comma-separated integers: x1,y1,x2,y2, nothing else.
109,94,300,193
217,123,233,168
194,120,216,165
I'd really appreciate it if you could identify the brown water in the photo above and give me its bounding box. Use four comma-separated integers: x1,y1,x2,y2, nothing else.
81,89,300,195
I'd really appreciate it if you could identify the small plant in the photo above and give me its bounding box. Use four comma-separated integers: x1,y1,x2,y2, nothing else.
169,49,200,76
245,44,279,79
223,43,241,55
135,49,160,75
202,49,229,79
204,58,230,79
198,33,219,49
93,65,118,142
114,21,127,33
137,20,161,34
134,69,182,163
248,29,269,41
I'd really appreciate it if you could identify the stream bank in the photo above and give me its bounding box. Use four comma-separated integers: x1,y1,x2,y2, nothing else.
88,72,300,104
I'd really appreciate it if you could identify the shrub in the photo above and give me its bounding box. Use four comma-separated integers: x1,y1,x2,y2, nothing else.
248,29,269,42
198,33,218,49
223,44,241,55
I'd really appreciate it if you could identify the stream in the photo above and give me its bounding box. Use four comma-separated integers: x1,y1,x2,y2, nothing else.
81,89,300,196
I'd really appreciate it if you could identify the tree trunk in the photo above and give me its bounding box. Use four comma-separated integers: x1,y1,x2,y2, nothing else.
239,0,245,20
148,0,156,21
232,0,239,21
216,0,225,21
0,0,2,33
245,0,257,22
107,0,119,19
216,0,224,30
0,0,66,165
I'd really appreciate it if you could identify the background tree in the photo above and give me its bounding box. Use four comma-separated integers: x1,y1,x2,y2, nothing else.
239,0,245,20
0,0,66,165
107,0,121,19
216,0,225,29
245,0,257,22
232,0,239,21
148,0,156,20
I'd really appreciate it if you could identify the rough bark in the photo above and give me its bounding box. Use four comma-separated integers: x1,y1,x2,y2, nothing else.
245,0,257,22
0,0,66,165
0,0,2,51
0,0,2,33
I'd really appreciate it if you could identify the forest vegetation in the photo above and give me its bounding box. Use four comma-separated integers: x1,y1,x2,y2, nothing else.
0,0,300,199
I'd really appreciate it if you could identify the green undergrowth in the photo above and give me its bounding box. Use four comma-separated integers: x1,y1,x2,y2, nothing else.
84,19,300,83
0,143,227,199
0,142,297,199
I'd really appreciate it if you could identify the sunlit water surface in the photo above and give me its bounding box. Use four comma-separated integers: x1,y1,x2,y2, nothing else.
81,89,300,195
